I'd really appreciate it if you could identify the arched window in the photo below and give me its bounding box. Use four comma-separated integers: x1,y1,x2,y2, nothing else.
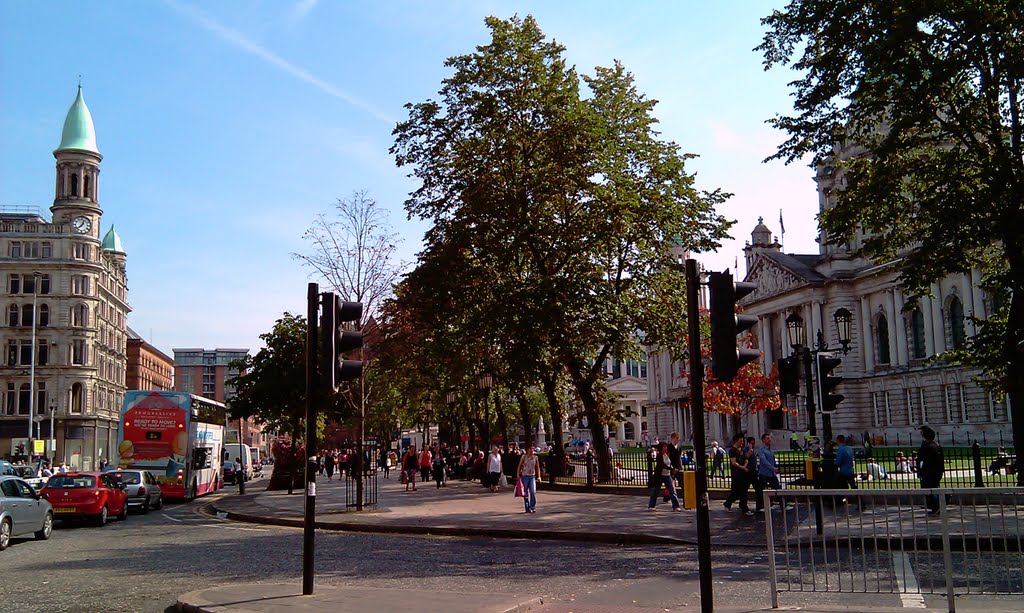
58,175,65,197
70,173,79,197
83,175,91,198
21,304,33,327
71,382,84,414
876,315,891,365
38,304,49,327
624,422,635,440
8,304,18,326
911,308,926,359
949,296,966,349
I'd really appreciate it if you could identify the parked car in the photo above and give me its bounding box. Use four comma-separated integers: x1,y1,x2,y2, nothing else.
0,460,15,477
107,469,162,513
40,472,128,526
0,475,53,551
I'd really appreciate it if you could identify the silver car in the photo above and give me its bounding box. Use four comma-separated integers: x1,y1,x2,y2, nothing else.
0,476,54,551
107,469,162,513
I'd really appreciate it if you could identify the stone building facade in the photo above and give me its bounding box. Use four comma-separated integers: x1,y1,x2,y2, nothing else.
0,86,130,467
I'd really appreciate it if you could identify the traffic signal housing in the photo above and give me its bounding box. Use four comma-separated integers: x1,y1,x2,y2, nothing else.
321,292,364,394
709,270,760,381
777,355,801,396
817,353,844,414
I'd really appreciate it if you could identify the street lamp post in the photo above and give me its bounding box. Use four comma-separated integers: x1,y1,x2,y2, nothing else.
49,402,56,463
478,371,493,449
28,271,41,457
785,309,853,445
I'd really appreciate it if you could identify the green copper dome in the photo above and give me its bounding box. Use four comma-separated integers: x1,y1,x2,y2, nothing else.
56,85,100,155
101,225,125,253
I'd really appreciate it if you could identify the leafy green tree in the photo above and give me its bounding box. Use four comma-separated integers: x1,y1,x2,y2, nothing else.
759,0,1024,481
392,16,731,481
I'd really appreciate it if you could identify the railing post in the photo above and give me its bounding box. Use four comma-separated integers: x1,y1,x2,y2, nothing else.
973,441,984,487
646,451,654,486
586,449,594,488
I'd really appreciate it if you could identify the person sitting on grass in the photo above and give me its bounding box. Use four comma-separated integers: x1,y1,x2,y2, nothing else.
866,460,888,480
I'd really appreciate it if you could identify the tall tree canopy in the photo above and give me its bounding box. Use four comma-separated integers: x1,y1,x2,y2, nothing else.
759,1,1024,482
391,15,732,480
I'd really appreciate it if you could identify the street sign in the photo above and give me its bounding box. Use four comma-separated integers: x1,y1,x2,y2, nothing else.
33,439,45,454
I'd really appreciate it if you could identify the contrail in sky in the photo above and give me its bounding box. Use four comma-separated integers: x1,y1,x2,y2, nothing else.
163,0,395,125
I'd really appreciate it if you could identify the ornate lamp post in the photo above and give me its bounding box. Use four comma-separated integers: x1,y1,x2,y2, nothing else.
478,370,493,449
446,390,457,449
785,310,853,446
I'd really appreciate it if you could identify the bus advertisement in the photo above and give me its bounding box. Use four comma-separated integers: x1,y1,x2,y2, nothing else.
115,391,227,500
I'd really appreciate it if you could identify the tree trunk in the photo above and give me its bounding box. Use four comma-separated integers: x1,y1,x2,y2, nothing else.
495,393,509,450
541,372,567,474
1006,261,1024,486
516,389,534,448
565,360,612,482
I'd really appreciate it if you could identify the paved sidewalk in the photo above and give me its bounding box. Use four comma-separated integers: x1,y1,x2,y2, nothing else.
207,475,769,546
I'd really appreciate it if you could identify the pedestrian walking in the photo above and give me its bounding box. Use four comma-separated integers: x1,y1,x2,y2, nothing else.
517,446,541,513
487,446,503,493
723,435,753,515
402,445,418,492
419,446,432,483
325,451,335,481
647,441,681,511
667,432,683,500
835,435,857,490
918,426,944,514
710,441,725,478
755,433,784,513
432,449,446,489
378,448,390,479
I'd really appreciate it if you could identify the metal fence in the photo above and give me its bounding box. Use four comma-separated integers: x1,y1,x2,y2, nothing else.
538,443,1019,491
763,487,1024,612
342,445,379,510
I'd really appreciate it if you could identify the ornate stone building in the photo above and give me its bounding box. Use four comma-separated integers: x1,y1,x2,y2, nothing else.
0,86,130,467
646,185,1011,450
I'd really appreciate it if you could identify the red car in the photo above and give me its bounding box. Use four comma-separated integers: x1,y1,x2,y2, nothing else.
40,472,129,526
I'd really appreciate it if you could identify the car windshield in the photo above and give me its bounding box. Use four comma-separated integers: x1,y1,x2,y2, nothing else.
47,475,95,488
14,466,35,478
111,472,141,484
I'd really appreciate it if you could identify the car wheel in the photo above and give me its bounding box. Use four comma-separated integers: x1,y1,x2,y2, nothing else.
153,494,163,510
0,518,11,550
96,506,108,527
35,512,53,540
141,496,150,514
117,501,128,521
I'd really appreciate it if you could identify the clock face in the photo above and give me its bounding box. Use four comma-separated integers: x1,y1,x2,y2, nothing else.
72,216,92,233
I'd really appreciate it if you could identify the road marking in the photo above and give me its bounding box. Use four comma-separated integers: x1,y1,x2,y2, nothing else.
162,513,182,522
892,552,927,608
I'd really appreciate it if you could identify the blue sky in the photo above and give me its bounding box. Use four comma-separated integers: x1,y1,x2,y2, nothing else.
1,0,818,356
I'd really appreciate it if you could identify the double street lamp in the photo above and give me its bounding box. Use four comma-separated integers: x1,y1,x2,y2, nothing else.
423,399,433,447
785,308,852,445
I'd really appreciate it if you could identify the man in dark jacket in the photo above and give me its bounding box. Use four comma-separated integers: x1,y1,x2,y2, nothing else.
918,426,944,514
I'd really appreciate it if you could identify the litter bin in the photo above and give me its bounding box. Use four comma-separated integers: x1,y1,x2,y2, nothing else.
682,470,696,510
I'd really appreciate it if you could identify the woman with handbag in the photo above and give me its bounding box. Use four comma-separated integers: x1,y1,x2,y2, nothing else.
647,441,681,511
516,446,541,513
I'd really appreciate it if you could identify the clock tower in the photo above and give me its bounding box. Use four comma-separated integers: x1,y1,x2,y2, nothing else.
50,84,102,239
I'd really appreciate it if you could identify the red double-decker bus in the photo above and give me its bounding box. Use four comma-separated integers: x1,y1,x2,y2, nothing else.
115,391,227,500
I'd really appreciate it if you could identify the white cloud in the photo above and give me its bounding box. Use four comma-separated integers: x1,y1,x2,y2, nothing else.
288,0,319,28
162,0,395,125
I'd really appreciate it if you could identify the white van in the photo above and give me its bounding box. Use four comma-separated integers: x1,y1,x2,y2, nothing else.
223,443,253,483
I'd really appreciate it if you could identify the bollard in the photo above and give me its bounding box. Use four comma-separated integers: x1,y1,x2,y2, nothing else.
682,470,696,510
973,441,984,487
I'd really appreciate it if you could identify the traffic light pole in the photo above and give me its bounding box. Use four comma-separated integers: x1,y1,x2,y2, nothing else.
303,282,319,595
685,259,713,613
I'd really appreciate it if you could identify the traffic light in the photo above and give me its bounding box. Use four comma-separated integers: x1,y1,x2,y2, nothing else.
15,443,25,456
777,355,801,396
708,270,760,381
321,292,364,393
817,353,844,413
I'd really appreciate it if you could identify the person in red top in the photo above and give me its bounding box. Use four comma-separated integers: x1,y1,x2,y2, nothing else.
419,447,432,483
